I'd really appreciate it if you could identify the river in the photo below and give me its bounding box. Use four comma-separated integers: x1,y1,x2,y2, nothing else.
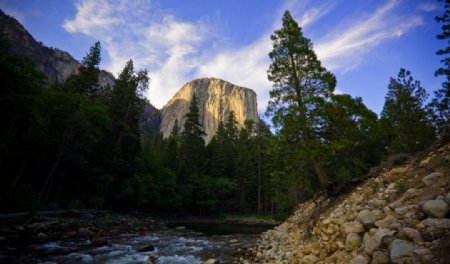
0,222,274,264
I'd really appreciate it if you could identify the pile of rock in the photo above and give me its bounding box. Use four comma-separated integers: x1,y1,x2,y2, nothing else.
251,143,450,263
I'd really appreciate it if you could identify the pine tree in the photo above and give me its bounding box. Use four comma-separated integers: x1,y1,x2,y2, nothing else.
432,0,450,135
63,41,102,95
381,68,435,153
179,95,206,178
266,10,336,188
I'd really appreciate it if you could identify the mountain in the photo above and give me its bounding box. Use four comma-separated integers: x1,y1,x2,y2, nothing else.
160,78,260,143
1,10,260,141
0,10,114,86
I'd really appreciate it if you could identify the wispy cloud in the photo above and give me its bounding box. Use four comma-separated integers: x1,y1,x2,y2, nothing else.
64,0,212,108
196,1,336,112
63,0,423,112
417,2,440,12
315,0,423,72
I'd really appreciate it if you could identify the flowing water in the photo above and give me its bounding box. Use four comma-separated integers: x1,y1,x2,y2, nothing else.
0,223,274,264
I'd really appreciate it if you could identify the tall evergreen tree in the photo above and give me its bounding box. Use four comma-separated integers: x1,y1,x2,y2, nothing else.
381,68,435,153
432,0,450,135
179,95,206,179
266,10,336,188
63,41,102,95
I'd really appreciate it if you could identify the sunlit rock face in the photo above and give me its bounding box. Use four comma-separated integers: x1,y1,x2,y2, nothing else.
160,78,259,143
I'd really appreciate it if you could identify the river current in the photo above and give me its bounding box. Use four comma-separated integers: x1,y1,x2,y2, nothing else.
1,223,273,264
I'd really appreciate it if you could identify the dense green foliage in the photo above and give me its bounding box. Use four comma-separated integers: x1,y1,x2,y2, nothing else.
381,69,435,153
0,7,447,218
432,0,450,135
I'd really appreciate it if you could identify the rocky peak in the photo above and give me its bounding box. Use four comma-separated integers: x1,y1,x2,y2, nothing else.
160,78,259,143
0,10,114,86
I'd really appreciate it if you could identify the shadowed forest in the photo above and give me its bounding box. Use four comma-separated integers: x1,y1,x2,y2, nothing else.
1,7,449,221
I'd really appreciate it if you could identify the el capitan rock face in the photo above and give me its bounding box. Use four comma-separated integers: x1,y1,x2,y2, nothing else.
160,78,259,143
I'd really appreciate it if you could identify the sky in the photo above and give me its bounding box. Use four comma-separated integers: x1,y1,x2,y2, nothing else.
0,0,446,116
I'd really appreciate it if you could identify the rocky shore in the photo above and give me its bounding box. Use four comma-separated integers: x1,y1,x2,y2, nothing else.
0,210,163,251
243,141,450,264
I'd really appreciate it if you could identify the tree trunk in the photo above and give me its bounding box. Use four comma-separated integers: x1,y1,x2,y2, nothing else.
39,130,70,203
312,159,330,189
257,143,261,215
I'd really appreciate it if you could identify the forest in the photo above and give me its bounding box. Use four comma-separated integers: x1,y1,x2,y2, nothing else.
0,8,449,220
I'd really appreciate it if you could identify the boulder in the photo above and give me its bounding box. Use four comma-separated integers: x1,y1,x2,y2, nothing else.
385,167,408,183
364,228,394,254
375,215,398,229
419,157,431,167
398,227,423,244
394,205,418,216
372,250,390,264
203,259,219,264
349,255,367,264
341,222,365,235
345,233,362,251
420,218,450,234
369,198,386,209
422,172,443,186
422,199,449,218
390,239,417,264
445,192,450,205
357,210,380,228
412,247,434,264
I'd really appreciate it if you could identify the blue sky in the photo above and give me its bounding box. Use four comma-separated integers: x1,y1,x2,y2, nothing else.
0,0,445,116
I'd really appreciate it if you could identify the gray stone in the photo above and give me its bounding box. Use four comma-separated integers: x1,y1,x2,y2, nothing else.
422,199,449,218
357,210,380,228
422,172,443,186
341,222,365,235
390,239,416,264
420,218,450,234
345,233,362,251
364,228,394,254
398,227,423,244
371,250,390,264
350,255,368,264
444,192,450,205
370,198,386,209
412,247,434,264
375,215,398,228
394,205,418,216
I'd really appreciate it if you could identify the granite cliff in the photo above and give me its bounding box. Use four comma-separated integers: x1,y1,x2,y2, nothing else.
1,10,260,141
160,78,259,143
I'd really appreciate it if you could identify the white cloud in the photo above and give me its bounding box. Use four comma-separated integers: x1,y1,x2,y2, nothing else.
417,2,440,12
64,0,211,108
63,0,423,113
196,1,335,113
315,0,423,72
